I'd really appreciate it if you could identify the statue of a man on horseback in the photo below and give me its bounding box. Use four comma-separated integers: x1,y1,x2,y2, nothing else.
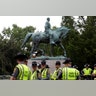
21,17,70,57
44,17,55,45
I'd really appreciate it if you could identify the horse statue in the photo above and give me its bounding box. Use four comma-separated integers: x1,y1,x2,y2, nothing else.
21,26,70,57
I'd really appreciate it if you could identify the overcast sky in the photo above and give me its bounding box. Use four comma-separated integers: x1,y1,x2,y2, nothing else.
0,16,62,32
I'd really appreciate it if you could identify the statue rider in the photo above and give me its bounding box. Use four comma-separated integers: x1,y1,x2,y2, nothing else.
44,17,55,45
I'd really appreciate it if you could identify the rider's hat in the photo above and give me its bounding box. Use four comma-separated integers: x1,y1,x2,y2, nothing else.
47,17,50,21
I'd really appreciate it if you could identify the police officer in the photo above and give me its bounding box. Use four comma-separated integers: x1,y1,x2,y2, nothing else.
10,53,32,80
41,60,50,80
31,61,41,80
62,58,80,80
51,61,62,80
81,64,92,80
92,64,96,80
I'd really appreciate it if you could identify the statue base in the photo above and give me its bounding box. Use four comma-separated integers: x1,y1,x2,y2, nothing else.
27,56,66,73
30,56,67,60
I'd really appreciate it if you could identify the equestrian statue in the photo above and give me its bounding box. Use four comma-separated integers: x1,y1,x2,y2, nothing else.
21,17,70,57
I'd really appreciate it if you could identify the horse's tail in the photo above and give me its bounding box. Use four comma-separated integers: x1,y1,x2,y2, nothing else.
21,32,33,48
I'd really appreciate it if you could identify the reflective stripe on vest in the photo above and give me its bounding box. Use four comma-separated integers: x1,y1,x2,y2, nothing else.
41,68,48,79
31,71,37,80
83,68,92,75
16,64,31,80
62,67,78,80
51,68,62,80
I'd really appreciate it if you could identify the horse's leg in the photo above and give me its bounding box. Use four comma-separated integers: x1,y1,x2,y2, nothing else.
50,44,54,56
59,43,67,57
30,42,39,57
39,49,45,56
34,42,39,52
30,43,35,56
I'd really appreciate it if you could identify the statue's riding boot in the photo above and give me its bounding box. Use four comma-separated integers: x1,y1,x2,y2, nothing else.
50,35,55,45
45,30,49,38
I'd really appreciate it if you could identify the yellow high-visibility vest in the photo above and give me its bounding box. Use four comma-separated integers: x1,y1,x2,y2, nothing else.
83,68,92,75
62,67,79,80
41,68,48,79
93,69,96,74
51,68,62,80
16,64,32,80
31,71,38,80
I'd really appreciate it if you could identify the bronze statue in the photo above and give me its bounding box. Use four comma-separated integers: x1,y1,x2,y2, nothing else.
21,26,70,57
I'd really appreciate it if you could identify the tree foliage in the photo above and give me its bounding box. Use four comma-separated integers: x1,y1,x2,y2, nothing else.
0,24,35,74
61,16,96,70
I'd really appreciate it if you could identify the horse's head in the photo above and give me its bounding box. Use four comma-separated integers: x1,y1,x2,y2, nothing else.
58,26,70,39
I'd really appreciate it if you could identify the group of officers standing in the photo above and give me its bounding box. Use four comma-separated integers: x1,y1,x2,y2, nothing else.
10,53,96,80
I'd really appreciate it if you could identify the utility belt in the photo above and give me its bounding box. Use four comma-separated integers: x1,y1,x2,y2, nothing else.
84,75,91,76
83,75,91,78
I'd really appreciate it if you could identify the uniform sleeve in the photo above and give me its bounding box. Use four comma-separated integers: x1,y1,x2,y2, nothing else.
76,70,80,80
90,68,93,73
57,70,62,80
81,69,84,75
12,67,19,79
77,70,80,76
37,70,41,80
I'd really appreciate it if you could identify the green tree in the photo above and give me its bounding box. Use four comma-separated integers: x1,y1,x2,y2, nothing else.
81,16,96,65
0,24,36,75
61,16,96,70
61,16,84,70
